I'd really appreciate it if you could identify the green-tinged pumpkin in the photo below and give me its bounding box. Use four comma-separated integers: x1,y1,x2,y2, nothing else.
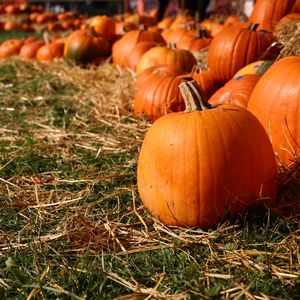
64,28,110,65
137,81,278,229
247,56,300,166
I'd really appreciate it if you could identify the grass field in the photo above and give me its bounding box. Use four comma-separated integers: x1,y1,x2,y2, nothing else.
0,45,299,298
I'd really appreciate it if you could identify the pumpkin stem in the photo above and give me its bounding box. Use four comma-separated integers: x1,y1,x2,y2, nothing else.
248,23,259,31
196,28,208,39
167,42,176,49
256,60,274,76
179,80,211,112
139,24,147,31
43,31,50,45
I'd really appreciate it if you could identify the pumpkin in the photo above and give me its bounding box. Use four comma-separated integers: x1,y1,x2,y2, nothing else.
161,27,195,44
3,20,23,31
89,15,116,38
137,80,278,228
176,29,212,51
249,0,296,30
19,40,45,59
208,23,273,83
0,39,23,59
134,65,187,121
112,26,166,68
247,56,300,166
64,28,110,65
208,74,260,108
233,60,274,78
127,41,159,71
179,67,220,99
36,40,65,62
136,44,197,74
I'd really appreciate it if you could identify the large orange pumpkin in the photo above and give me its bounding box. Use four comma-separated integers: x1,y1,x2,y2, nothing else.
247,56,300,166
137,81,278,229
249,0,296,30
208,24,273,83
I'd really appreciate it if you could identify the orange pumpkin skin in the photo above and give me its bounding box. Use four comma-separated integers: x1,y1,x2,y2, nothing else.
0,39,23,59
247,56,300,166
208,24,273,84
127,41,159,71
137,85,278,229
233,60,272,78
19,40,45,59
208,74,260,108
89,15,116,38
64,29,110,65
112,28,166,68
178,69,220,99
176,30,212,52
136,45,196,74
249,0,295,30
134,65,187,121
36,41,65,62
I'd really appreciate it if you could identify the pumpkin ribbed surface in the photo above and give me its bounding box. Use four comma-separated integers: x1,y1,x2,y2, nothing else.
137,82,278,228
247,56,300,165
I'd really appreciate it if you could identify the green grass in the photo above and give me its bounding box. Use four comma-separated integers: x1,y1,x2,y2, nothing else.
0,57,299,300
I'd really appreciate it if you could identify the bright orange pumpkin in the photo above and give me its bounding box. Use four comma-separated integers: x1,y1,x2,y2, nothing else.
247,56,300,166
89,15,116,38
0,39,23,59
208,24,273,83
138,81,278,228
208,74,260,108
249,0,296,30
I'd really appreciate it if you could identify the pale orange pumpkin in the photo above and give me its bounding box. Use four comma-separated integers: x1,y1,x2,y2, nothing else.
136,44,197,74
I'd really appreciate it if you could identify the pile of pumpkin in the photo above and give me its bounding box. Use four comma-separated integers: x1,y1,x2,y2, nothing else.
0,0,299,229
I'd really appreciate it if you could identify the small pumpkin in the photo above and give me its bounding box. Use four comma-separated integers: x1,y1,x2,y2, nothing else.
136,43,197,74
179,67,220,99
134,65,187,121
36,40,65,62
127,41,159,71
89,15,116,38
137,80,278,228
233,60,274,78
208,74,260,108
64,28,110,65
0,39,23,59
112,25,166,68
176,29,212,52
19,40,45,59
